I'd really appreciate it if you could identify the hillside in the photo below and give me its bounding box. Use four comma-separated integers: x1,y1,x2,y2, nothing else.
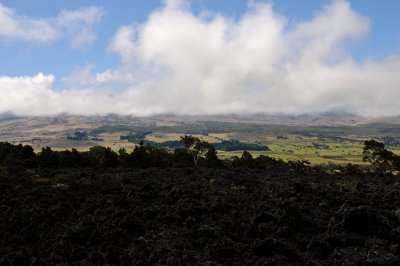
1,114,400,164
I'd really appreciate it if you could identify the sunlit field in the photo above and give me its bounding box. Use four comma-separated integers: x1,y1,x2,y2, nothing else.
21,126,400,165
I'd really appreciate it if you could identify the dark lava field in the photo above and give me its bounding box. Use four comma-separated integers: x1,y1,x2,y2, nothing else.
1,168,400,265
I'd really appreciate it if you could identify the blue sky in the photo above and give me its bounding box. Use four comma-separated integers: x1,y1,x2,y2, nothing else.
0,0,400,116
1,0,399,79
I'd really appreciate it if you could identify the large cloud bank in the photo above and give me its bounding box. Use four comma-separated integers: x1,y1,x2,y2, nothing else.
1,0,400,116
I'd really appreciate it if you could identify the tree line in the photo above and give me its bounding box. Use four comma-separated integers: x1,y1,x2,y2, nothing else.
0,137,399,175
0,136,303,171
121,133,269,152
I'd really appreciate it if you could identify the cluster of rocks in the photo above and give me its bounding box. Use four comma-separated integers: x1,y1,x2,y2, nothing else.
0,168,399,265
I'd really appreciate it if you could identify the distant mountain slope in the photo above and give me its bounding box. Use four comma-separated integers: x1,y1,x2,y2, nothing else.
0,113,400,145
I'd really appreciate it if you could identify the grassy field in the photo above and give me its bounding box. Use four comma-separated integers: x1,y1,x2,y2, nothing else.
140,131,398,165
197,136,368,164
11,121,400,165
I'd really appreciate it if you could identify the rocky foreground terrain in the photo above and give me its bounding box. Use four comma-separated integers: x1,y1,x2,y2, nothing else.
1,168,400,265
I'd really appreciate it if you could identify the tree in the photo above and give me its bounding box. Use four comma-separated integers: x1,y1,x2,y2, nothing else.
172,148,193,167
58,148,81,168
179,135,214,167
37,146,59,168
130,140,147,168
88,146,118,168
362,139,397,174
240,151,254,168
0,142,37,168
118,148,130,167
205,146,221,167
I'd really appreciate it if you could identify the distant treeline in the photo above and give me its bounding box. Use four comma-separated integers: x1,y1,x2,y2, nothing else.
382,136,400,147
120,131,152,141
120,132,269,151
213,140,270,151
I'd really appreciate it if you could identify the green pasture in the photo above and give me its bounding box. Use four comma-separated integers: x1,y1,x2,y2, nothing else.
18,123,400,165
216,138,364,164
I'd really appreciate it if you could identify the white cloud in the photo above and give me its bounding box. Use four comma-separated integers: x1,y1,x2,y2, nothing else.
2,0,400,117
56,6,105,48
63,64,136,87
0,3,104,48
0,73,60,115
0,73,122,116
110,26,137,65
0,4,58,42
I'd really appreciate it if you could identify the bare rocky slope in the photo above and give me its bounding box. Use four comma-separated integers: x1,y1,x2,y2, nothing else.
1,168,399,265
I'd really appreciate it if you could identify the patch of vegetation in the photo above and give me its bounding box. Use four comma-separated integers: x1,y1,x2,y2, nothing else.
120,131,153,141
213,139,269,151
381,136,400,147
122,133,269,152
312,142,330,150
